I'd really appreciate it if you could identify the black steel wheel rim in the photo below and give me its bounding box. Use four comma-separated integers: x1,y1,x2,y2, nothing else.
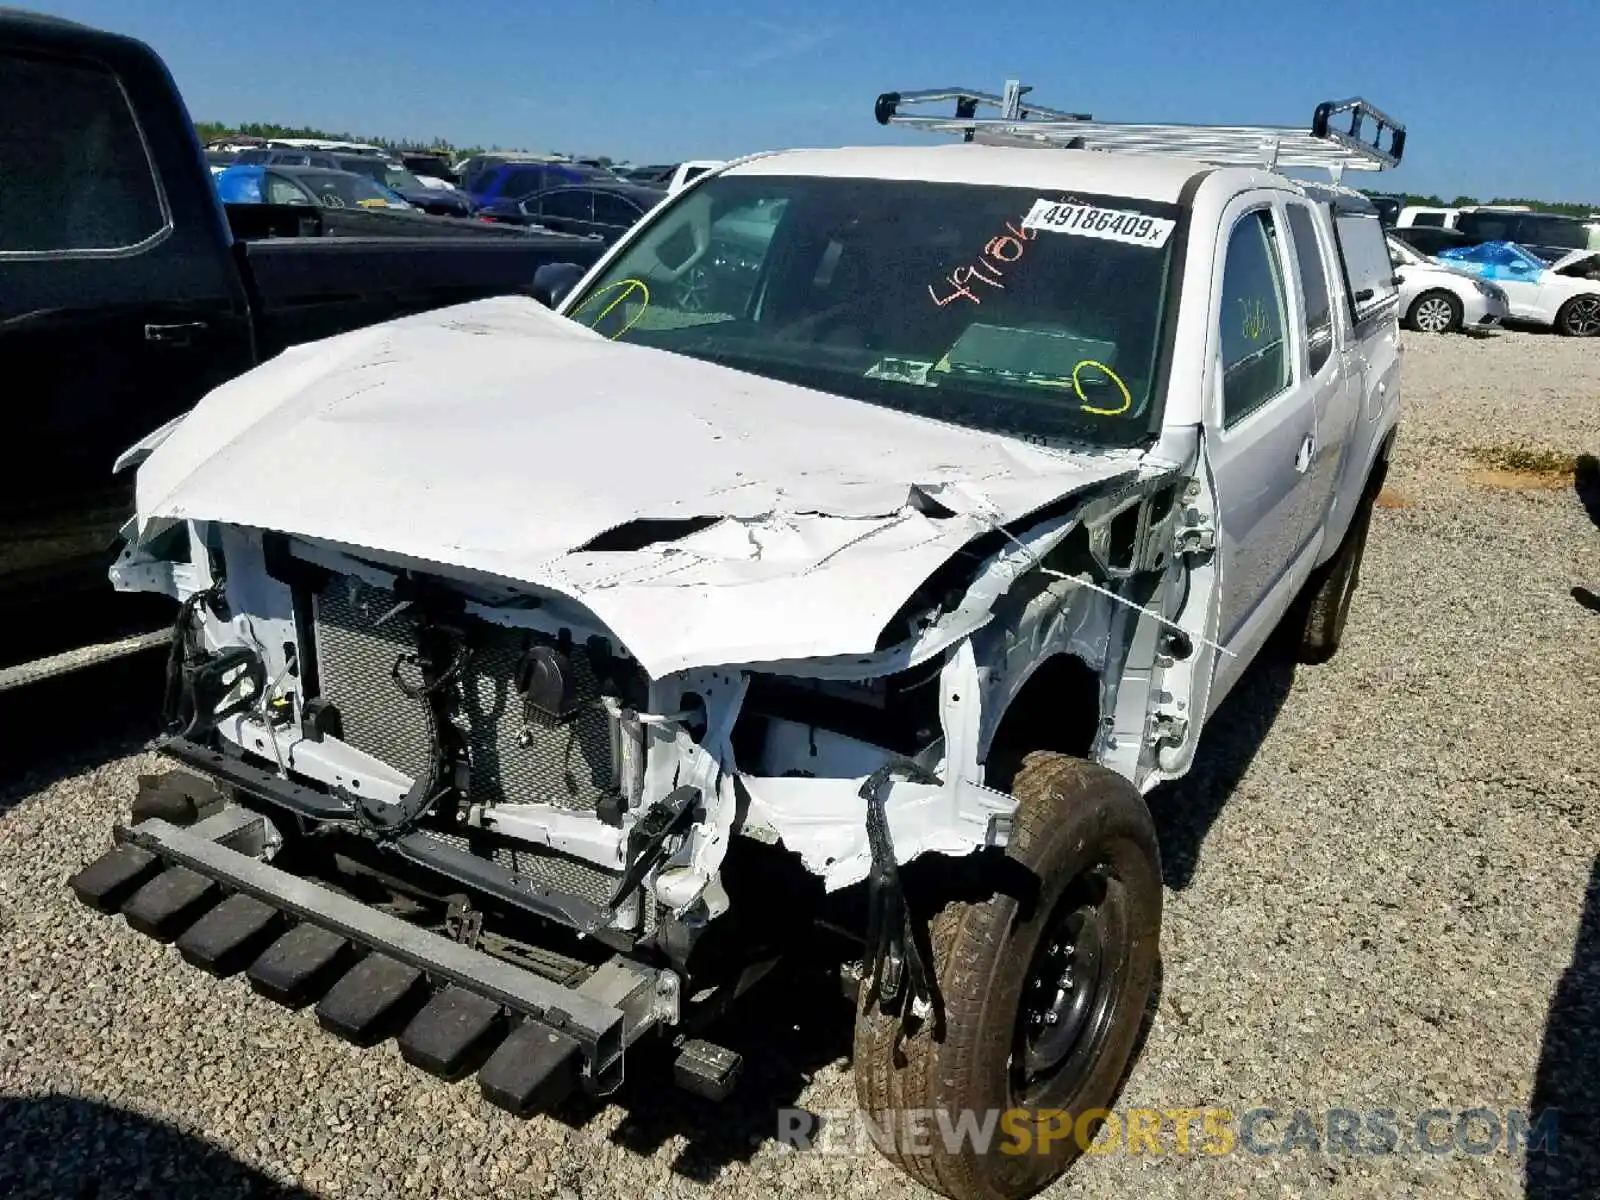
1013,865,1126,1108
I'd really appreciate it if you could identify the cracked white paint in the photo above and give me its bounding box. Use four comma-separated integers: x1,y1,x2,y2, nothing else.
127,295,1139,677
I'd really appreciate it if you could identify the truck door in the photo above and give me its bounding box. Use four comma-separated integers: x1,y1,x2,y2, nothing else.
0,32,252,614
1323,206,1402,544
1203,199,1321,697
1282,199,1360,554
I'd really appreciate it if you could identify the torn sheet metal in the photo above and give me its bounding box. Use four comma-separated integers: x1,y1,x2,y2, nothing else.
131,296,1139,676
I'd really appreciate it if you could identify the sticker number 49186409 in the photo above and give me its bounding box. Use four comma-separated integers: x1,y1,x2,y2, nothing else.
1021,200,1175,248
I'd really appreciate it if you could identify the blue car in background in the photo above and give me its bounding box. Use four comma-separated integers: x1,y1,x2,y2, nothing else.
468,161,616,207
225,148,472,217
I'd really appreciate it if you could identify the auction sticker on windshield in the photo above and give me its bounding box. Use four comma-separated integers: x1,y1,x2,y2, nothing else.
1022,200,1175,248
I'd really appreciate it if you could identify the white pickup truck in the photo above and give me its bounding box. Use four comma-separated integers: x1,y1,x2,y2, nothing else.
73,84,1404,1200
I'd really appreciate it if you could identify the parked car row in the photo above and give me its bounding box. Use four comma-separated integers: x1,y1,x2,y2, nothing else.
0,8,610,671
205,140,723,248
1394,203,1600,262
1389,231,1600,336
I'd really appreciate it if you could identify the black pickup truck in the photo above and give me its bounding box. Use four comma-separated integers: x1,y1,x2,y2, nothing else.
0,9,606,676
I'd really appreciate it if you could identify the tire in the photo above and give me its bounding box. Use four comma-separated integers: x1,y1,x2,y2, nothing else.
1292,491,1375,664
853,753,1162,1200
1405,289,1461,334
1554,295,1600,337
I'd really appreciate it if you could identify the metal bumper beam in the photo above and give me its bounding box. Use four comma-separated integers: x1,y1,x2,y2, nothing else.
101,812,661,1092
157,736,626,944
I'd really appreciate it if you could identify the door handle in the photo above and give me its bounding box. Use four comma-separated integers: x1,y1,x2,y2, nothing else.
144,321,207,346
1294,434,1314,474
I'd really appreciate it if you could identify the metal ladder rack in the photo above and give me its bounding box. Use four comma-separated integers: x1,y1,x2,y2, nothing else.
874,81,1405,174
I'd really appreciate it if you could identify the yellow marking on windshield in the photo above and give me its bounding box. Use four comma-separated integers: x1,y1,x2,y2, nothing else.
1073,360,1132,416
571,278,651,339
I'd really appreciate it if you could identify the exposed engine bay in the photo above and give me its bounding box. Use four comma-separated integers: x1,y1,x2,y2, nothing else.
113,455,1213,985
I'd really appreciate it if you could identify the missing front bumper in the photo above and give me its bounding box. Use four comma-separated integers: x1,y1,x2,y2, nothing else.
69,805,672,1109
158,735,638,946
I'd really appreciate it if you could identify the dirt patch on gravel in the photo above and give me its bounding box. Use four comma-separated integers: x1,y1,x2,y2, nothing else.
1464,443,1580,491
1468,468,1578,490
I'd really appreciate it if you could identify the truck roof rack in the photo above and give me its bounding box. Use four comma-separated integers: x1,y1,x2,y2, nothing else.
874,81,1405,174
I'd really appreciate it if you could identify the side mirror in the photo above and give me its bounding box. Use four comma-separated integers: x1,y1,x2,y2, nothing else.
531,261,587,308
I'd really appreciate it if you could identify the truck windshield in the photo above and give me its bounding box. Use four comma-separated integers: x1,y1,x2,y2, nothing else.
560,175,1181,448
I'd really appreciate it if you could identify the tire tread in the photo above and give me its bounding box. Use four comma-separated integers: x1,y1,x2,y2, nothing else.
853,753,1157,1200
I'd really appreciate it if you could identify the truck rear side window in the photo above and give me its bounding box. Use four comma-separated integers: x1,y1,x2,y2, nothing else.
1284,204,1334,374
0,51,166,254
1219,208,1291,427
1332,212,1398,320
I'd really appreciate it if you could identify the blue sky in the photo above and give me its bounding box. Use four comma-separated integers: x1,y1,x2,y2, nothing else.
28,0,1600,203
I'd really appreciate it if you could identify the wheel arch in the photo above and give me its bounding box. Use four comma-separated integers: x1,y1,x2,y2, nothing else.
981,651,1102,792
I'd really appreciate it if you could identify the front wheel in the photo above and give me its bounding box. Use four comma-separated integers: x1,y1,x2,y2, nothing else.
1406,289,1462,334
1555,295,1600,337
853,753,1162,1200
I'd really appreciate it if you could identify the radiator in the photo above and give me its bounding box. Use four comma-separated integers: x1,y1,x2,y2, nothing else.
311,575,640,926
313,576,620,811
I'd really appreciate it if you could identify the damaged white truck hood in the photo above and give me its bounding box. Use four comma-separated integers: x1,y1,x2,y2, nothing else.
133,296,1139,676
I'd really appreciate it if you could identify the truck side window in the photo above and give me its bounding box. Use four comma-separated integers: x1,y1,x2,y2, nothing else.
0,51,166,254
1332,212,1399,320
1219,208,1291,427
1284,204,1334,375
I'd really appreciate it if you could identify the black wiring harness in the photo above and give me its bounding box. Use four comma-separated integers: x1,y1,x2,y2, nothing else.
161,578,268,742
860,758,946,1039
349,624,472,840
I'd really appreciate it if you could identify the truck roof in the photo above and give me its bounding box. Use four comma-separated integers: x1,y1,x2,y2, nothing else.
725,143,1211,203
0,6,90,31
724,144,1384,216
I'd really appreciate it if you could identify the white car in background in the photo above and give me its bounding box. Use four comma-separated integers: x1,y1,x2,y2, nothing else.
1435,240,1600,336
1388,235,1508,334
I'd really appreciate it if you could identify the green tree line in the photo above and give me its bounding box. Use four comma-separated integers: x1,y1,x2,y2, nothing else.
194,120,488,157
196,120,621,166
1364,189,1599,217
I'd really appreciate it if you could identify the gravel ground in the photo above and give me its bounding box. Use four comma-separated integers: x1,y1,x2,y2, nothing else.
2,328,1598,1200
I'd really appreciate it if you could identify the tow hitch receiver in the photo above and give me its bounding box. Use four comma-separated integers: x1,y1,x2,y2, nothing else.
68,807,672,1110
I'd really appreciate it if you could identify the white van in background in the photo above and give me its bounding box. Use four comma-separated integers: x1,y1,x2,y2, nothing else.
1397,205,1459,228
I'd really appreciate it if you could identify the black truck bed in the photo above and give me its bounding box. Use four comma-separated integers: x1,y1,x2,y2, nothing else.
238,228,603,356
